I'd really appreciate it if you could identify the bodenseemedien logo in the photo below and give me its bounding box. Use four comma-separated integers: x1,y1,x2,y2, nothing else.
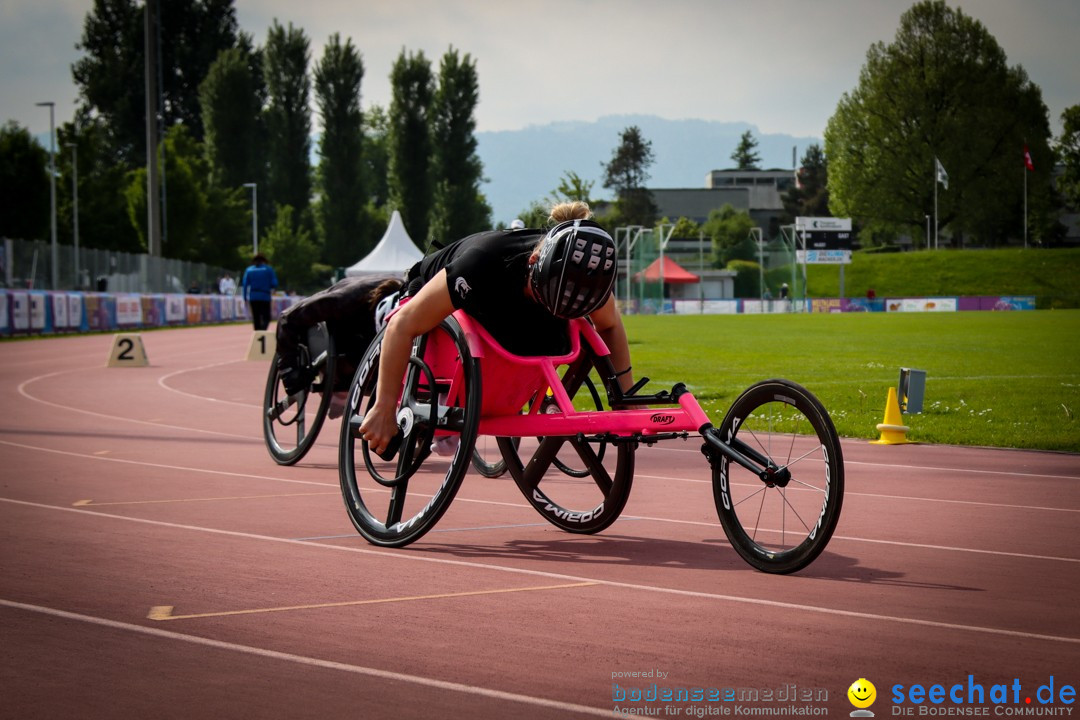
848,678,877,717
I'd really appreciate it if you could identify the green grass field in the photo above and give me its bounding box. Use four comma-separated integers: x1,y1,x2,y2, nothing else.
622,310,1080,453
804,247,1080,309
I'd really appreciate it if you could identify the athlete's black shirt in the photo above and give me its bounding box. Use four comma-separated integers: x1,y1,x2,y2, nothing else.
407,229,569,356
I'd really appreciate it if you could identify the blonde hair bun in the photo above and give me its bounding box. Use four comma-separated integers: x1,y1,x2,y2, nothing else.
548,201,592,223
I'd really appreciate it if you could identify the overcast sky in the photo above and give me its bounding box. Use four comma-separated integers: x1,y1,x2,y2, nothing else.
3,0,1077,141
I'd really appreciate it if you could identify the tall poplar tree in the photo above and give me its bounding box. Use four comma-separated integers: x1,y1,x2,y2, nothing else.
429,48,491,243
314,33,366,268
264,20,312,227
388,50,434,249
72,0,240,164
200,42,265,191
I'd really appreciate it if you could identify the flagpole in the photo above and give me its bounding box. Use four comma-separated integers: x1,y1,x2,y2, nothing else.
933,160,938,250
1023,156,1028,249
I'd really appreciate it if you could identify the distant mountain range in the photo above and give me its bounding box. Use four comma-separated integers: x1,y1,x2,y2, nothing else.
477,114,822,224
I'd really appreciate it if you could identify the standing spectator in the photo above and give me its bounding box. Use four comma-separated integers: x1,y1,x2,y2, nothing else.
241,254,278,330
219,273,237,295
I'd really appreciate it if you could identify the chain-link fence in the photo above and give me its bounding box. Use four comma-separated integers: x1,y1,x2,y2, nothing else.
615,227,663,314
762,230,805,303
2,237,235,294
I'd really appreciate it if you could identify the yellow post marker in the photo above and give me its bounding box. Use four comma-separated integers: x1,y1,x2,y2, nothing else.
246,330,276,361
870,386,911,445
106,333,149,367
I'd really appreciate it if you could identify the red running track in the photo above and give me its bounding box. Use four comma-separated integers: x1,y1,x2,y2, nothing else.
2,324,1078,719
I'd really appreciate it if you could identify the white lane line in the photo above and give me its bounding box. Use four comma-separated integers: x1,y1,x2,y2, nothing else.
0,599,611,718
635,474,1080,514
3,497,1079,645
0,439,328,488
17,371,255,440
157,359,261,409
619,515,1080,564
15,370,1079,482
645,443,1080,481
1,438,1076,563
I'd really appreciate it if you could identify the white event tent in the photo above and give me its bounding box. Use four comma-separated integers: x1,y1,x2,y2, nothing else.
344,210,423,277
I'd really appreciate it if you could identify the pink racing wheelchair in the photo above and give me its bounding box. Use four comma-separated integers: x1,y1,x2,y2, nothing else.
338,310,844,574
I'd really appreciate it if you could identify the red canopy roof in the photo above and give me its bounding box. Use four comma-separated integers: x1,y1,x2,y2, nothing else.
633,256,700,284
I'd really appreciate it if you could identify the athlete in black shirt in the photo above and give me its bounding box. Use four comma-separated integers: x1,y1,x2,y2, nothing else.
359,202,634,458
276,274,403,396
404,227,568,356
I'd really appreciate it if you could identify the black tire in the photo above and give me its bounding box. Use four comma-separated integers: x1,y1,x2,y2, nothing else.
339,318,481,547
712,379,844,574
500,348,634,534
471,435,517,478
471,377,601,480
262,330,336,466
546,376,606,478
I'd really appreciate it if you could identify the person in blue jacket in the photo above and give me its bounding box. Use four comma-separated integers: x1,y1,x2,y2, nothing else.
241,254,278,330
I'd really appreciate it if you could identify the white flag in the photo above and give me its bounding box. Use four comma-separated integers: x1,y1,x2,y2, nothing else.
935,157,949,190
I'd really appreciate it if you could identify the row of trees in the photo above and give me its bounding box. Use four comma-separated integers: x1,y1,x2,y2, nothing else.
4,0,1080,292
586,0,1079,261
2,0,490,291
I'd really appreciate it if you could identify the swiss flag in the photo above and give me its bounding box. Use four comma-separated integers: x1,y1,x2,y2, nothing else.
1024,144,1035,172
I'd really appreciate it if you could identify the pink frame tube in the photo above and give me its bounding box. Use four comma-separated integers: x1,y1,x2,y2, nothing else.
451,311,712,439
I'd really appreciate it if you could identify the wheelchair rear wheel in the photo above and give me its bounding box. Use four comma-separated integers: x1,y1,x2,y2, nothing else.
339,318,481,547
262,329,336,466
499,348,635,534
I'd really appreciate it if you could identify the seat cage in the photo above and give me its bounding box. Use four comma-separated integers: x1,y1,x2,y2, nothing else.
446,311,711,439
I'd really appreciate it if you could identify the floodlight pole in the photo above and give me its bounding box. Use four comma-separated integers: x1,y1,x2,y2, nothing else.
243,183,258,254
933,167,938,250
144,0,161,257
750,227,764,301
658,223,674,313
65,142,80,287
699,230,705,313
35,101,57,289
621,225,643,311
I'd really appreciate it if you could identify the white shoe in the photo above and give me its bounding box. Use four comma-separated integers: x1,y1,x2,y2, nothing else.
430,436,460,457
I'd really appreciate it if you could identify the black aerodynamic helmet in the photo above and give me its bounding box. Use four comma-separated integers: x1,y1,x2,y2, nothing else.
529,219,617,318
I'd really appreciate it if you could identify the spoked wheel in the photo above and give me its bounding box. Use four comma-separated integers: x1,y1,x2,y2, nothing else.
471,435,517,478
339,317,481,547
499,349,634,534
711,379,844,574
262,330,336,466
471,377,601,480
544,376,606,478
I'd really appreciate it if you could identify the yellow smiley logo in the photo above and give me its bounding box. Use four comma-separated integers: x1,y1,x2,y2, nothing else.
848,678,877,709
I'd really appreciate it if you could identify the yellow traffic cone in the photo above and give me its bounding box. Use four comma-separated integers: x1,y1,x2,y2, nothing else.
871,386,911,445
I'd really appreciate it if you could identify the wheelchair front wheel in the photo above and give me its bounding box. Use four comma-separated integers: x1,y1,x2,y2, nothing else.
712,379,844,574
262,334,336,466
339,319,481,547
